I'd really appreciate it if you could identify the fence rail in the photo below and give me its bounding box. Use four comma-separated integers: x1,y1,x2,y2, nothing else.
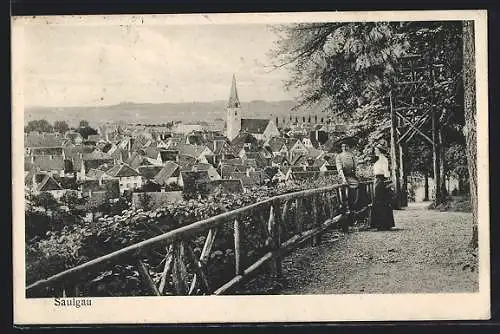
26,181,374,297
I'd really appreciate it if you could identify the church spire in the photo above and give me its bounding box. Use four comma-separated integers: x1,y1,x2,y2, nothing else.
228,74,240,108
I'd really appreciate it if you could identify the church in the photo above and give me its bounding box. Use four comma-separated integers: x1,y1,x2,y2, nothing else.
225,75,280,141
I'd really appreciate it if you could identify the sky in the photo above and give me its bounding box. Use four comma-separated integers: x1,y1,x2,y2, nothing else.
23,23,296,107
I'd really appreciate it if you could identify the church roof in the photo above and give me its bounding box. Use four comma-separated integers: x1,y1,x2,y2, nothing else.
241,119,270,134
228,74,240,108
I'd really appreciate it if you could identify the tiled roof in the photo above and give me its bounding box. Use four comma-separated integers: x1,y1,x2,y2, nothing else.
86,168,107,179
267,137,287,152
177,154,197,170
32,155,65,172
36,174,63,192
153,161,180,185
306,147,324,159
137,165,164,180
105,163,140,177
31,147,64,156
25,133,64,148
227,171,265,187
126,152,144,169
181,170,210,185
159,150,179,163
176,144,209,159
82,150,114,161
240,119,270,134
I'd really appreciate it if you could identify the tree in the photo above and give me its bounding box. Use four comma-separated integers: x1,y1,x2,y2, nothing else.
31,192,60,213
462,21,477,249
78,126,99,139
79,120,90,128
53,120,70,134
25,119,54,133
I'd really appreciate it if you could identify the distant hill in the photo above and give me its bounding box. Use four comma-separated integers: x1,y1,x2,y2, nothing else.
24,100,328,128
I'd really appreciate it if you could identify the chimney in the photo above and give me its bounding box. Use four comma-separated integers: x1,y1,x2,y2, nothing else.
246,168,250,177
49,155,53,160
98,177,102,186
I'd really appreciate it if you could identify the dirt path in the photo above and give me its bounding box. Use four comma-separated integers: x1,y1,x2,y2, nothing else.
237,202,478,294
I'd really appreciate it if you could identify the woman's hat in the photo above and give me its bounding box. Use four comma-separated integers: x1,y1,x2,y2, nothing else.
331,136,358,151
375,143,389,155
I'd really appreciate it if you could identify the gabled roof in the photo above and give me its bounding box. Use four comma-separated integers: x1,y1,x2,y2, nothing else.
32,155,65,172
143,147,160,160
176,144,210,158
181,170,210,184
313,157,329,167
306,147,324,159
209,179,244,194
36,174,63,192
126,152,144,169
240,119,270,134
272,155,289,164
31,147,64,156
231,132,258,147
285,138,302,150
25,133,64,148
220,158,243,166
159,150,179,162
227,171,265,187
154,161,180,184
267,137,287,152
137,165,164,180
86,168,107,179
244,152,269,168
177,154,197,170
105,163,140,177
82,150,114,161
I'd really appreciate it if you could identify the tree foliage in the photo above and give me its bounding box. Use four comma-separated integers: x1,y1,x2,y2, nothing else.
53,120,70,134
25,119,54,133
271,21,466,163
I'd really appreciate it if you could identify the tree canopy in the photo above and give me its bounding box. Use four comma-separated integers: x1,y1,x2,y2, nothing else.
271,21,465,161
25,119,54,133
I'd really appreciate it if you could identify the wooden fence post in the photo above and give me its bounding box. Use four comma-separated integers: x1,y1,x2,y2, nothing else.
312,194,320,246
295,198,303,235
234,218,242,276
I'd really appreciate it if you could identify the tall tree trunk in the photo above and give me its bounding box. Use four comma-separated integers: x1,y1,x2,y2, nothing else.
424,169,429,201
462,21,478,249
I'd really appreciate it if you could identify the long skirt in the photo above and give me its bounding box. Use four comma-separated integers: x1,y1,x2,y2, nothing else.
370,175,395,230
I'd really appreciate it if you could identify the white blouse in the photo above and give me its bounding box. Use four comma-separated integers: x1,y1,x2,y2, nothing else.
373,155,390,178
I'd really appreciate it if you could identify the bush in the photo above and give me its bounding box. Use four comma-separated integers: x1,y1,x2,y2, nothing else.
26,174,363,296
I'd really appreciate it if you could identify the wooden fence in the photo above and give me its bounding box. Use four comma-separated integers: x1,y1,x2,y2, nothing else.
26,182,374,297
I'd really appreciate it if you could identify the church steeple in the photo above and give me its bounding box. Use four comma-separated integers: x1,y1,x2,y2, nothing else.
226,74,242,141
228,74,240,108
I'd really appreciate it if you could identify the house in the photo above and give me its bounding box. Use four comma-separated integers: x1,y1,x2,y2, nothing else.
227,170,266,189
265,137,288,157
230,132,260,156
137,165,165,181
105,163,143,193
179,170,211,189
26,172,65,199
206,179,245,194
243,151,270,169
31,155,66,177
313,157,330,172
240,119,280,141
78,178,120,199
192,163,221,181
285,138,308,162
271,155,290,167
25,133,64,155
154,161,181,187
81,151,115,178
176,144,213,163
159,150,179,163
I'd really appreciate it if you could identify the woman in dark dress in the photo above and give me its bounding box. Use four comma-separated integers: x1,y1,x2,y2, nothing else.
370,145,395,231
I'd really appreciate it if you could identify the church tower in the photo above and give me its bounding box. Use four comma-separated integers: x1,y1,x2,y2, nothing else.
226,74,241,141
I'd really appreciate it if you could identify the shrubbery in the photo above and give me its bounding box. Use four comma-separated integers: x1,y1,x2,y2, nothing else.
27,174,358,296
